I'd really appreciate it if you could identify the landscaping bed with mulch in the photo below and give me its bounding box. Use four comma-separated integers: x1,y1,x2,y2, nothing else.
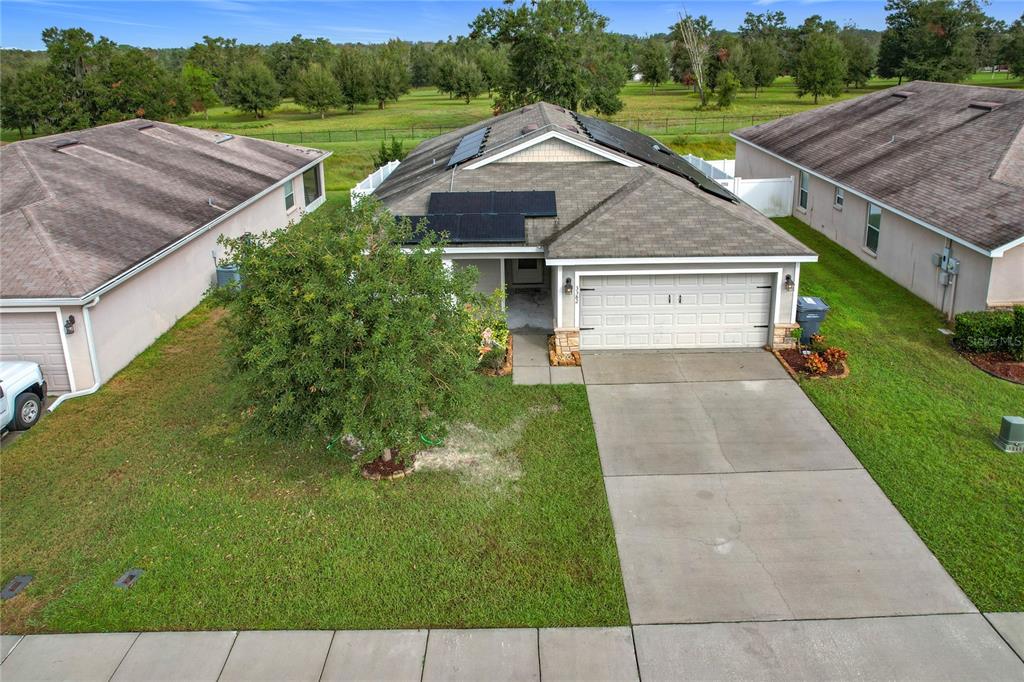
361,453,416,480
776,348,849,379
959,351,1024,384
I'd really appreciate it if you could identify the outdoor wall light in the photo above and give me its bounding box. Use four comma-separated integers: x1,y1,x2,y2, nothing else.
563,277,574,295
784,274,795,292
64,314,76,335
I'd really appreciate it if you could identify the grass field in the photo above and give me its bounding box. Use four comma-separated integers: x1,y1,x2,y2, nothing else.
775,217,1024,613
0,306,629,633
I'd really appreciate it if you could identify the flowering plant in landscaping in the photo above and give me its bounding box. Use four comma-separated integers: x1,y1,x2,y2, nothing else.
823,346,848,369
805,353,828,375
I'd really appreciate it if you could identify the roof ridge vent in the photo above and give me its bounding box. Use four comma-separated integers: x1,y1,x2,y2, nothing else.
891,91,915,99
968,100,1003,112
51,138,80,150
136,121,155,130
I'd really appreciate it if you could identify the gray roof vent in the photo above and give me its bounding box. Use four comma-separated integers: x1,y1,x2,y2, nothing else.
136,121,155,130
891,91,915,99
51,138,80,150
215,133,235,144
521,124,539,134
968,100,1003,112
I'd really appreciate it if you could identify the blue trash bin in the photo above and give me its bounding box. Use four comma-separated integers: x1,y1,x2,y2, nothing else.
795,296,830,344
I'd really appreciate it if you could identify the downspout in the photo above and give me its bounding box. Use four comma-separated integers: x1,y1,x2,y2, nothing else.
48,295,101,411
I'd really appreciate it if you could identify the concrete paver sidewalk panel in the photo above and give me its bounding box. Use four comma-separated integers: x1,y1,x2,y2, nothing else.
513,365,551,385
321,629,427,682
539,627,639,682
550,366,584,384
986,612,1024,661
218,630,333,682
605,470,976,624
633,615,1024,681
110,631,236,682
422,629,539,682
512,334,550,367
0,633,138,682
1,636,22,663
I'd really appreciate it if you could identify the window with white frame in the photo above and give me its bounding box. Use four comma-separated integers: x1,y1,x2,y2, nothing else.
284,178,295,211
833,186,844,210
798,171,809,210
865,203,882,254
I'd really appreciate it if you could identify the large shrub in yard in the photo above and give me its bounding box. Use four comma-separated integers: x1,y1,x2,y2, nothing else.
953,308,1021,356
219,199,479,463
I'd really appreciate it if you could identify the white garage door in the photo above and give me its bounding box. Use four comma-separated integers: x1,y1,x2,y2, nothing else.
0,312,72,393
579,273,774,350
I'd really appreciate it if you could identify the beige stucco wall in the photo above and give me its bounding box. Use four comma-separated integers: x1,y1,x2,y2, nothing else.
736,141,994,315
451,258,502,294
495,138,610,164
85,163,323,384
554,261,801,331
988,245,1024,307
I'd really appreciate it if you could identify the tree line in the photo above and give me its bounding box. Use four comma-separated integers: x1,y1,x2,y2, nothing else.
639,2,1024,107
2,0,1022,139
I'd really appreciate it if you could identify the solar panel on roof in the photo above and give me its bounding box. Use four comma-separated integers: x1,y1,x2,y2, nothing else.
573,112,737,203
403,213,526,244
427,191,556,217
447,126,491,167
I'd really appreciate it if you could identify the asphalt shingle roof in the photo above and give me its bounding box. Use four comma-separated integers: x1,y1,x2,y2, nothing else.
733,81,1024,253
1,120,326,299
375,102,812,260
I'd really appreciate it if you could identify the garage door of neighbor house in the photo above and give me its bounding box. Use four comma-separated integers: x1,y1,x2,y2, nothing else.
578,273,774,350
0,312,72,393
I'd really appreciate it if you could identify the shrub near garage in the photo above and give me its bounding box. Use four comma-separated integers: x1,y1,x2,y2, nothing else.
218,199,479,468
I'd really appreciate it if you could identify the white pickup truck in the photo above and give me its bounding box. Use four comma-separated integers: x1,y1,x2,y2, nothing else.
0,361,47,433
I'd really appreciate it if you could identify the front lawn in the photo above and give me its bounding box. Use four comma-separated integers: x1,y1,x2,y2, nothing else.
0,306,628,633
776,217,1024,612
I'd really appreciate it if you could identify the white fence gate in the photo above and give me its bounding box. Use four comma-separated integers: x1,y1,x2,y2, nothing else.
684,155,793,217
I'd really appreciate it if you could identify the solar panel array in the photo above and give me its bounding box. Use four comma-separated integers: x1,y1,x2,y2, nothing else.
572,112,737,203
403,214,526,244
447,126,491,168
427,191,556,217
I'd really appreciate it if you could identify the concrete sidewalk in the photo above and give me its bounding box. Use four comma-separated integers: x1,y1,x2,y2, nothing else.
2,615,1023,681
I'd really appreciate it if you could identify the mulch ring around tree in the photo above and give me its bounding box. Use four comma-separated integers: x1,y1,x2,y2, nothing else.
361,452,416,481
959,350,1024,384
775,349,849,379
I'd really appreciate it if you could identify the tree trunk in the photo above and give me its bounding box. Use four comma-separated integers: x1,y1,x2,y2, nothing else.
382,448,395,462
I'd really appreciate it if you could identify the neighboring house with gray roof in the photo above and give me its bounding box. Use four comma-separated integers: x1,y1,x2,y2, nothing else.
733,80,1024,317
370,102,817,354
1,119,329,401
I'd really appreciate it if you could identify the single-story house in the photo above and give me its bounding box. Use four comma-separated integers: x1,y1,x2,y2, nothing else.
370,102,817,355
732,80,1024,316
0,120,329,402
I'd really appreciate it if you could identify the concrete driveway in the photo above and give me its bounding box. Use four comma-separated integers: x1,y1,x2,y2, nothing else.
583,351,977,626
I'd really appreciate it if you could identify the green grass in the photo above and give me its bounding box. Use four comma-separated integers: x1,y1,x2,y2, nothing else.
0,306,628,633
775,217,1024,612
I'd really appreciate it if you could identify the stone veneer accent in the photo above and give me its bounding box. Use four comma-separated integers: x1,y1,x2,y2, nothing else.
772,322,800,350
553,327,580,356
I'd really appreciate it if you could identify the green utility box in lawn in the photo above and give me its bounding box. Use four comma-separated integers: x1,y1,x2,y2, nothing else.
995,416,1024,453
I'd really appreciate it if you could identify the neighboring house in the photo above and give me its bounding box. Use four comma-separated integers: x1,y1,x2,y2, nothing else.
733,81,1024,317
0,120,329,400
370,102,816,355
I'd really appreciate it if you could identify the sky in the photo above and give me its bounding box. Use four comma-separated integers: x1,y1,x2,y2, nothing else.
1,0,1022,50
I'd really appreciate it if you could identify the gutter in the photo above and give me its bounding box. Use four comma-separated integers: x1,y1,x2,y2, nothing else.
47,295,101,412
730,135,1009,258
2,153,330,308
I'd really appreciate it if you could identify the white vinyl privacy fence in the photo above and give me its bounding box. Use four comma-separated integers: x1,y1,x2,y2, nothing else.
684,154,793,218
351,159,401,206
